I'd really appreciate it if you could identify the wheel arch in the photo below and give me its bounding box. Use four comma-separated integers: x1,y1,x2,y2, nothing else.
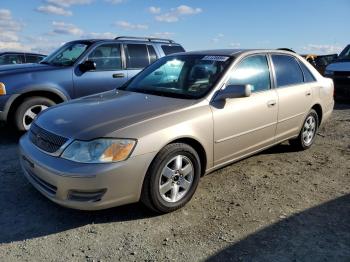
7,89,69,121
311,103,323,126
166,137,208,176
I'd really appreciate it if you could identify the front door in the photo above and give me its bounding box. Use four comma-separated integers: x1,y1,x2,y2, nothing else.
73,43,128,98
211,54,278,166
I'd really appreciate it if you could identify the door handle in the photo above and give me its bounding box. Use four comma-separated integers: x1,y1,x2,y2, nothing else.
267,100,277,107
305,91,311,96
112,73,125,78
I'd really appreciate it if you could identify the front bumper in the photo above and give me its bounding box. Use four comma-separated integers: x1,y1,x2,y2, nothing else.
19,133,156,210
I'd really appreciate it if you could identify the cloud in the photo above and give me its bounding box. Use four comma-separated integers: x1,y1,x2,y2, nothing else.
148,6,161,14
149,32,175,39
302,44,343,54
46,0,93,7
105,0,124,4
229,42,241,48
83,32,116,39
0,9,25,51
212,33,224,43
154,5,202,23
115,21,148,30
36,5,72,16
51,21,83,35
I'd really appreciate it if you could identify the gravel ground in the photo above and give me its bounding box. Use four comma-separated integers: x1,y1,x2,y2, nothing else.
0,103,349,262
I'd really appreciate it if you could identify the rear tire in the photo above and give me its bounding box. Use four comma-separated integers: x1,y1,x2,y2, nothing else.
290,109,319,150
14,97,55,131
141,143,201,213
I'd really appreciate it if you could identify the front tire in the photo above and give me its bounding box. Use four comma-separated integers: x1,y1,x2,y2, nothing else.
14,97,55,131
290,109,319,150
141,143,201,213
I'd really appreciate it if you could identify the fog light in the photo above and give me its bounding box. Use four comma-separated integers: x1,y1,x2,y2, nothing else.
67,189,107,202
0,83,6,95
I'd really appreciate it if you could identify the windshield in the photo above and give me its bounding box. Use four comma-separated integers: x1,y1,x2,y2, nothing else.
41,41,91,66
338,45,350,60
121,55,232,99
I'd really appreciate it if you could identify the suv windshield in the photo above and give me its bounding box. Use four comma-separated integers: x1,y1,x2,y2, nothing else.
338,45,350,60
41,41,91,66
121,55,232,99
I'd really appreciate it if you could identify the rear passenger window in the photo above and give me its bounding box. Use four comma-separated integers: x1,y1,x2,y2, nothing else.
272,55,304,87
88,44,122,71
147,45,158,64
228,55,271,92
126,44,149,69
298,60,316,83
26,55,43,63
161,45,185,55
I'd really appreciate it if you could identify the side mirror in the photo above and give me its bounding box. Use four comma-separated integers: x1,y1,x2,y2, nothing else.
79,60,96,72
215,84,252,101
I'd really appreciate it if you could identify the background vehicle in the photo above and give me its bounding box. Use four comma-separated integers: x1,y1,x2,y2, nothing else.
19,49,334,213
0,36,185,130
324,44,350,101
302,54,338,75
0,52,46,65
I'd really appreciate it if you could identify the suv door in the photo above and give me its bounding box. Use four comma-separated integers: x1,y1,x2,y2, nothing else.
211,54,278,166
73,43,126,98
124,43,158,79
271,54,313,141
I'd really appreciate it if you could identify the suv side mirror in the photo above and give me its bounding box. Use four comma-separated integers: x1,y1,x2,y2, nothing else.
215,84,252,101
79,60,96,72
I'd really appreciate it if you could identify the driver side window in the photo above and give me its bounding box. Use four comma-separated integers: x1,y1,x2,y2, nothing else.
228,55,271,92
88,44,122,71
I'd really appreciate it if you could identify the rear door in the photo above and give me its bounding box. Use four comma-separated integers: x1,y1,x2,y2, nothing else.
271,54,313,141
73,43,127,97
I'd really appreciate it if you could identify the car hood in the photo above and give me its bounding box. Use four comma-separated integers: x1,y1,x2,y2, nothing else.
0,63,59,75
326,61,350,71
35,90,196,140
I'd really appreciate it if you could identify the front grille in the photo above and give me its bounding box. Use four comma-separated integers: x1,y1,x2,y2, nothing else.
27,168,57,195
29,123,68,153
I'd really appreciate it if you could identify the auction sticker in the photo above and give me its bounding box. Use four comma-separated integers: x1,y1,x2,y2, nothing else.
202,56,229,62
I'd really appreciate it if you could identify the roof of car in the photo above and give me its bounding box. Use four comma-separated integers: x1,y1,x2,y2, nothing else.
70,38,182,45
0,51,46,56
175,49,299,57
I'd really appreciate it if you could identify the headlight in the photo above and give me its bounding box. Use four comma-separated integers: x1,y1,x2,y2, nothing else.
324,70,334,76
61,138,136,163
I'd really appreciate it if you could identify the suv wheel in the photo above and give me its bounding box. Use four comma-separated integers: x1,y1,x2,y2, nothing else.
141,143,201,213
290,109,319,150
14,97,55,131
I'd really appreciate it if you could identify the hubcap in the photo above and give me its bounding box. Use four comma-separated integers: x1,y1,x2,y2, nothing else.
302,115,316,146
23,105,48,130
159,155,194,203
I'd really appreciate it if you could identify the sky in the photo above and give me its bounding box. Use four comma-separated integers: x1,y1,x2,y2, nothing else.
0,0,349,55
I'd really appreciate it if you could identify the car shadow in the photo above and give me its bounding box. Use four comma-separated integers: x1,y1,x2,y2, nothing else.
207,194,350,261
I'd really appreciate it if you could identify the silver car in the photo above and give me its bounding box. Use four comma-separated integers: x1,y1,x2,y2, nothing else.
19,49,334,213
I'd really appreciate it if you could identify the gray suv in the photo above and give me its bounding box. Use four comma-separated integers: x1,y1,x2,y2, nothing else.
0,36,184,130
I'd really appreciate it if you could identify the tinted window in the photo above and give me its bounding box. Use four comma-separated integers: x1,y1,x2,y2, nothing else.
0,54,24,64
88,44,121,70
26,55,44,63
162,45,185,55
147,45,158,64
298,60,316,83
126,44,149,69
272,55,304,87
228,55,271,92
